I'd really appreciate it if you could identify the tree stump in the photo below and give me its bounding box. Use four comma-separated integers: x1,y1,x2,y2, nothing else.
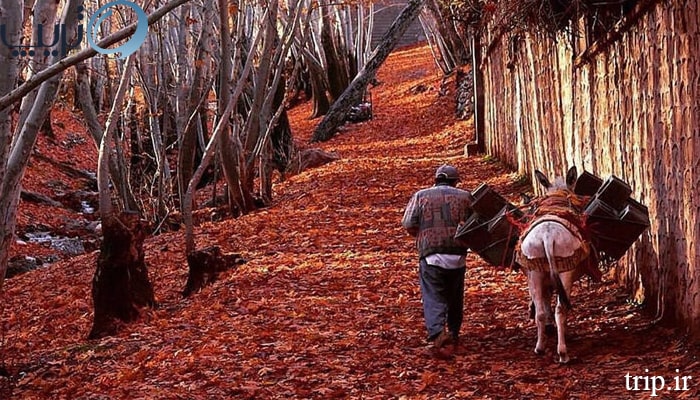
285,148,340,176
89,212,155,339
182,246,245,297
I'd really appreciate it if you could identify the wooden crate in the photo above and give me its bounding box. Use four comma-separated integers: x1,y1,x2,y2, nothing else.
455,214,493,252
574,170,604,196
596,175,633,210
455,204,521,267
471,183,510,219
584,195,650,261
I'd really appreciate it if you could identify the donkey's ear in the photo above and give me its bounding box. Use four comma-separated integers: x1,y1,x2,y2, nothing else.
565,166,578,187
534,170,550,189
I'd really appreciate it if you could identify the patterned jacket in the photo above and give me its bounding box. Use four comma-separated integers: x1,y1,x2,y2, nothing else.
402,183,474,258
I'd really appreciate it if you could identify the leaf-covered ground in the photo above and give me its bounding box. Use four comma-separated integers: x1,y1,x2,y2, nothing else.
2,44,699,399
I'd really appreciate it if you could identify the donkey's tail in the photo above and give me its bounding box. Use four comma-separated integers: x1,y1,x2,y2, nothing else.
544,239,572,310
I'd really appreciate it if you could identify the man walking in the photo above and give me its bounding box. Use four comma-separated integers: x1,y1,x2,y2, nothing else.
402,165,474,357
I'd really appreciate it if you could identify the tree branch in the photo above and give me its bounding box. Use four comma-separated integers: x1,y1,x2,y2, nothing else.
0,0,192,112
98,55,136,219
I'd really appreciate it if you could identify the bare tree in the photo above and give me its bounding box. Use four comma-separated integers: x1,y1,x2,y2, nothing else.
136,34,176,220
198,0,305,217
0,0,192,289
183,26,262,253
75,61,138,210
303,48,332,118
90,55,155,339
420,0,470,74
0,0,375,295
319,0,350,102
0,0,84,287
296,0,369,118
0,0,192,110
312,0,425,142
0,0,25,288
176,0,217,207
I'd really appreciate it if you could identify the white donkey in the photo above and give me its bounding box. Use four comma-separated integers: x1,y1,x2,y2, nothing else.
518,166,589,364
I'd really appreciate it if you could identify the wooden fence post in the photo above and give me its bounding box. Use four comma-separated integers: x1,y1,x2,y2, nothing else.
471,32,485,153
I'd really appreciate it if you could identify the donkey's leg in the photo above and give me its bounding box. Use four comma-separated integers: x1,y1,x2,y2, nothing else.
544,285,556,337
554,270,576,364
528,285,554,326
528,271,549,355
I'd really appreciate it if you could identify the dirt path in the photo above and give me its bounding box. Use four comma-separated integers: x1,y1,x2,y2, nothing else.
3,45,698,399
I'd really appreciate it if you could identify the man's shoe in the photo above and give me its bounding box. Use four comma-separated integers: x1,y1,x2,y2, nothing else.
431,331,455,359
433,329,453,349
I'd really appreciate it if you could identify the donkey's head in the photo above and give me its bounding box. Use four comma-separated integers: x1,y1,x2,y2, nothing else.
534,166,577,194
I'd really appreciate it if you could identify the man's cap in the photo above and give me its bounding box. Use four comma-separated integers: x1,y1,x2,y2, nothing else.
435,165,460,181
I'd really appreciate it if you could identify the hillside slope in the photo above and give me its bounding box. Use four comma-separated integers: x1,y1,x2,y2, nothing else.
2,44,697,399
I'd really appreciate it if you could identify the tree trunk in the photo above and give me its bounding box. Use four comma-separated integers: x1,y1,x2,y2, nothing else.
139,44,173,218
89,212,155,339
173,2,192,157
13,0,59,137
91,54,155,339
0,0,25,283
251,1,303,203
0,0,22,180
264,61,295,187
20,190,63,207
40,111,55,140
306,53,332,118
217,0,254,216
424,0,470,67
271,108,293,178
242,0,279,197
0,0,81,287
177,2,214,205
75,61,138,210
311,0,425,142
471,33,485,153
0,195,19,286
419,11,453,74
320,1,349,101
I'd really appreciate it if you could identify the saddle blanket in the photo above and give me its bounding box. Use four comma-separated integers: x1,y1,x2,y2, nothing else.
515,215,591,274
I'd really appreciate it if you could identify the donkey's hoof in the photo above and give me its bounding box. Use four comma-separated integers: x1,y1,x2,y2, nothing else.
557,353,570,364
534,348,545,356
